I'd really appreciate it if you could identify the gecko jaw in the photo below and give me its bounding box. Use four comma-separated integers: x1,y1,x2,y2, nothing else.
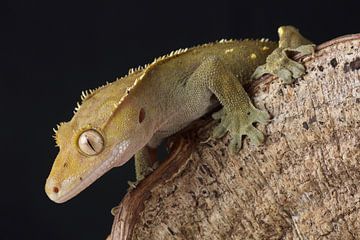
46,140,131,203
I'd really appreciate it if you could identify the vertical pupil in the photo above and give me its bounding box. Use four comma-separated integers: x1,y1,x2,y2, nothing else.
86,136,96,151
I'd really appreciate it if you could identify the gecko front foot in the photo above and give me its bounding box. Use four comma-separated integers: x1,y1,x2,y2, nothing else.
212,105,270,153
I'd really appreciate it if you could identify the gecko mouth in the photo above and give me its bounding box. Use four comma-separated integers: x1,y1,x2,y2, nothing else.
46,140,131,203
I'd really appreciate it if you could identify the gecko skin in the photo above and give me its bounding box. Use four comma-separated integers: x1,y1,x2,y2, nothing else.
45,26,313,203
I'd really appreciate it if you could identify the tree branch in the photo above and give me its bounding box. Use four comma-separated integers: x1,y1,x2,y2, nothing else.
109,34,360,240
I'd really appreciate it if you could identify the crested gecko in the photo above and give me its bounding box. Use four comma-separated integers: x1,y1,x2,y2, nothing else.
45,26,314,203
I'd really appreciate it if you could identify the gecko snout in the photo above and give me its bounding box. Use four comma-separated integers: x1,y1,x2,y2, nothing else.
45,179,62,203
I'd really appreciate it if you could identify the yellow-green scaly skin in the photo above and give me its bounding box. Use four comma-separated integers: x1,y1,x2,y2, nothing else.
45,26,314,203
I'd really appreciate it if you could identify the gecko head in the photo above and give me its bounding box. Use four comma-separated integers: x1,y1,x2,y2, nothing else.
45,71,154,203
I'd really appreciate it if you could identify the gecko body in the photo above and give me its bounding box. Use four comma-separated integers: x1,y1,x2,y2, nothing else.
45,26,313,203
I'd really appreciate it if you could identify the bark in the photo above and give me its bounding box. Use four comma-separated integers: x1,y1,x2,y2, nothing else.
109,34,360,240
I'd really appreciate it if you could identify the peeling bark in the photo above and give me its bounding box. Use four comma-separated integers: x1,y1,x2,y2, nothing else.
109,34,360,240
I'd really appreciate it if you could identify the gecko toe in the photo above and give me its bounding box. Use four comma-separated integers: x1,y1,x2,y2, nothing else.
229,134,243,154
251,65,268,79
212,124,227,138
246,125,265,146
285,59,305,78
276,68,293,83
252,108,271,124
212,109,225,120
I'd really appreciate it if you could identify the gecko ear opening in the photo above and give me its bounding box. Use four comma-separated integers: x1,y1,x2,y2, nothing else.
138,108,146,123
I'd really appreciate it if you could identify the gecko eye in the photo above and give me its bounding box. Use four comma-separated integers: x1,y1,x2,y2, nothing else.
78,129,104,156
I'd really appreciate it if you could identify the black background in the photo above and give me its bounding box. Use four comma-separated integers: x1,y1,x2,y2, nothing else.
1,0,359,239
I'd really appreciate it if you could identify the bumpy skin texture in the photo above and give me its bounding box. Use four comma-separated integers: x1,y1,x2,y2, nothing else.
45,26,313,203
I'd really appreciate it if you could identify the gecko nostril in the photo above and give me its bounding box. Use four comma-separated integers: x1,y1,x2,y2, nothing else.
53,186,59,194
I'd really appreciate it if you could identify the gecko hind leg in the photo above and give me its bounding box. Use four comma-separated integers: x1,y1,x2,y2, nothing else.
252,25,315,84
127,146,157,190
